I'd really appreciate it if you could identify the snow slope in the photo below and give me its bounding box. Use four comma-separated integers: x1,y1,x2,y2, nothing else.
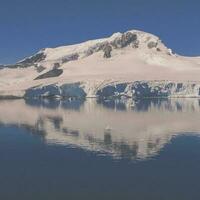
1,29,200,99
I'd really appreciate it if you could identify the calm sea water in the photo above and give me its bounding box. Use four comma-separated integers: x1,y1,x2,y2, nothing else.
0,98,200,200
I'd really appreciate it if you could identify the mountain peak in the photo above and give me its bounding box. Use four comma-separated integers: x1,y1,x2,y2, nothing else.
3,30,172,69
1,29,200,100
39,30,172,65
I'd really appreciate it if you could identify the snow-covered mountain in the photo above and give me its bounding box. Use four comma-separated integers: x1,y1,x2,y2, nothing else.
1,29,200,99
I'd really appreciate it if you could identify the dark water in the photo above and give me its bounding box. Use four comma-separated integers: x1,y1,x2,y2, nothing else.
0,99,200,200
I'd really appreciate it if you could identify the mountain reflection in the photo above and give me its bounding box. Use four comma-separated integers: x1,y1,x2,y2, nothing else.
1,98,200,160
25,98,84,110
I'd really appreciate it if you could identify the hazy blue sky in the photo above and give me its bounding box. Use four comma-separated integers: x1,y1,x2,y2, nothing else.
0,0,199,64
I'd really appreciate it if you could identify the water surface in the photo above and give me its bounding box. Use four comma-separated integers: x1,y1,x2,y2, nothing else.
0,99,200,199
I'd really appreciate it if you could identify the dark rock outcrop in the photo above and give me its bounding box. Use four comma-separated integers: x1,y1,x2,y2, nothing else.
62,53,79,63
18,52,46,67
111,32,138,48
84,32,138,58
35,65,46,73
103,44,112,58
53,63,61,69
147,41,158,49
2,52,47,69
34,68,63,80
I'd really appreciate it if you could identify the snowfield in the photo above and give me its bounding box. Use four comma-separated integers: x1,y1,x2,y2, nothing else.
1,29,200,99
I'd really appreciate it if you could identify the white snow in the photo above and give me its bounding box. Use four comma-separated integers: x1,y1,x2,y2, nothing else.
1,29,200,98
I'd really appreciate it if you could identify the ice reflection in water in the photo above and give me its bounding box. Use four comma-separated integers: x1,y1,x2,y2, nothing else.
1,98,200,160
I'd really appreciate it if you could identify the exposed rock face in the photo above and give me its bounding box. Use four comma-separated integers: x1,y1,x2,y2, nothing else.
34,68,63,80
103,44,112,58
156,48,161,52
84,42,108,57
83,32,138,58
132,40,139,48
35,65,46,73
53,63,61,69
18,52,46,67
85,46,98,57
62,53,79,63
3,64,27,69
147,41,158,49
111,32,138,48
1,52,47,69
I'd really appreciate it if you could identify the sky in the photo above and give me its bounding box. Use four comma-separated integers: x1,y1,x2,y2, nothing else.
0,0,200,64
